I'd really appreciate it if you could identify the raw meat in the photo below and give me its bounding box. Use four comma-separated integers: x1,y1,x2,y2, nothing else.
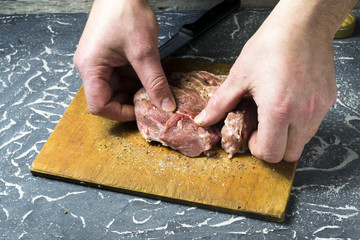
220,98,258,158
134,71,257,158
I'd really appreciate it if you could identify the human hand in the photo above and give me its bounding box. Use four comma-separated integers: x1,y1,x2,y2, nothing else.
74,0,176,122
195,0,355,163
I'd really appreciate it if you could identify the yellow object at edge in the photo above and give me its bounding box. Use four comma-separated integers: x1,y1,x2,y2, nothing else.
334,12,356,39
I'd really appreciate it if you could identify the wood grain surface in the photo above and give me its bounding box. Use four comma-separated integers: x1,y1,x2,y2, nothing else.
30,58,297,222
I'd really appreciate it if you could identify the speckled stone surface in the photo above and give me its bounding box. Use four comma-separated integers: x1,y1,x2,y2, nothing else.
0,9,359,239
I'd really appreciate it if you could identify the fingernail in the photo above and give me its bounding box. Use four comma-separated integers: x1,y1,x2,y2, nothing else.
161,97,176,112
194,110,206,125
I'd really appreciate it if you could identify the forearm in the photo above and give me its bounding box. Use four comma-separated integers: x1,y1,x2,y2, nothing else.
263,0,357,41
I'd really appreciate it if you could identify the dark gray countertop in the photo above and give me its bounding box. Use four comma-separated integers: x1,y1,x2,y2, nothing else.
1,8,359,239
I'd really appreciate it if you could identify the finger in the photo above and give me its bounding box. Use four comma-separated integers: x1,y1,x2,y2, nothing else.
130,48,176,112
84,77,135,122
248,110,289,163
305,124,320,144
284,109,327,162
95,101,135,122
194,73,247,126
282,124,306,162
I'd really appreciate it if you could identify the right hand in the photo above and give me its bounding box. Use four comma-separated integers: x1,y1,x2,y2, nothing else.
74,0,176,122
194,0,346,163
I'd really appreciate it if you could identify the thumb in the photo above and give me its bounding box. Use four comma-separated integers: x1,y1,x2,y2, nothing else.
194,73,248,126
131,49,176,112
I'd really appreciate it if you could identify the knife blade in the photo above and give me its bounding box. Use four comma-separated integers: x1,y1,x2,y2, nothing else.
159,0,241,61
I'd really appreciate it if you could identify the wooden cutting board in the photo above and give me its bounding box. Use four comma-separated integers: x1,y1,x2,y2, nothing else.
30,58,297,222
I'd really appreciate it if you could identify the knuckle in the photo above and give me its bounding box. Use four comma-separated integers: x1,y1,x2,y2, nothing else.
324,89,337,109
252,147,283,163
73,51,92,75
73,52,84,70
303,91,337,121
87,103,105,116
261,153,283,163
132,41,156,60
146,75,168,93
283,149,302,162
300,102,317,123
284,154,300,162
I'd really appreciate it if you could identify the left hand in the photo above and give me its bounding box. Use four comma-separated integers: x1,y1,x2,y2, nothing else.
74,0,176,122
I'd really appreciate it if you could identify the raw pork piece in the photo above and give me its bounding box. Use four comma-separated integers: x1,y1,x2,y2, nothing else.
134,71,257,158
220,98,258,158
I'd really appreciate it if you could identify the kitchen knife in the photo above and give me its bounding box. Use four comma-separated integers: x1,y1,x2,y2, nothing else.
159,0,241,61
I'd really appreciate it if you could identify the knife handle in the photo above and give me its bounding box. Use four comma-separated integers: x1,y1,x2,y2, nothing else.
180,0,241,37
